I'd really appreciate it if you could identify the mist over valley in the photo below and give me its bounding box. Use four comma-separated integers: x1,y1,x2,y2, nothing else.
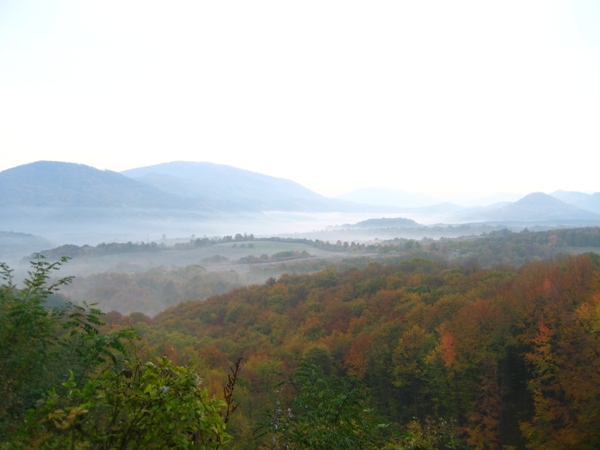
3,161,600,239
3,160,600,252
2,160,600,317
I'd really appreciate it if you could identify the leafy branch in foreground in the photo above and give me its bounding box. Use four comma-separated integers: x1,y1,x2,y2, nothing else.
1,256,233,449
0,255,76,438
26,355,230,449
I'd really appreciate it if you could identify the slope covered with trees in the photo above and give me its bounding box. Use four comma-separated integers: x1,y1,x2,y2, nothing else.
3,244,600,448
102,253,600,449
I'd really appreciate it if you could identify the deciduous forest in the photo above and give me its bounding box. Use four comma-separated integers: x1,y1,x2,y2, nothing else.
2,228,600,448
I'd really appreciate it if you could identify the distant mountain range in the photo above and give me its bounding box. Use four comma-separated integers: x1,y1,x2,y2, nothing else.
551,190,600,214
336,186,600,225
0,160,365,213
445,192,600,224
121,161,360,212
337,187,526,208
0,161,192,209
1,161,599,239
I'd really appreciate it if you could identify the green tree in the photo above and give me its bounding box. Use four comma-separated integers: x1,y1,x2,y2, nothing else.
0,256,74,437
25,355,230,449
0,256,231,449
267,361,387,449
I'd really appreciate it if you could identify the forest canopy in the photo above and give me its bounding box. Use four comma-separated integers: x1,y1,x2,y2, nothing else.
2,231,600,448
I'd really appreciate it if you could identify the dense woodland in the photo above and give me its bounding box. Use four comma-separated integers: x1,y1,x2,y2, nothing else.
2,228,600,448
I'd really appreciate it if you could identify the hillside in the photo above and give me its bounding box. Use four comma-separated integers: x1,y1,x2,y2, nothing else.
0,231,53,261
551,190,600,214
449,192,600,224
121,161,366,212
493,192,600,221
139,253,600,448
578,193,600,214
0,161,391,244
0,161,192,209
3,230,600,447
0,160,384,215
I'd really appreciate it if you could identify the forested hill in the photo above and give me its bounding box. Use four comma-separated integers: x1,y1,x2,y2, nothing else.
102,253,600,449
2,250,600,447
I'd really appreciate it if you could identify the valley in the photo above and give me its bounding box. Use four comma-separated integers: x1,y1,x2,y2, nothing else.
2,160,600,449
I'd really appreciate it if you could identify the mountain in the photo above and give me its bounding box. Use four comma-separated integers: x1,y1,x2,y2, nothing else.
449,192,600,223
494,192,593,221
0,161,192,209
550,190,592,206
3,161,599,244
1,160,378,244
0,160,386,216
0,231,53,261
551,190,600,214
577,193,600,214
121,161,375,213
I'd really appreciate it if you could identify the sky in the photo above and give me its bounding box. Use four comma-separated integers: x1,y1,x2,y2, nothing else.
1,0,599,198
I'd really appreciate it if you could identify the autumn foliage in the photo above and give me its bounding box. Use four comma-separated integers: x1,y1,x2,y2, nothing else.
6,249,600,448
87,253,593,448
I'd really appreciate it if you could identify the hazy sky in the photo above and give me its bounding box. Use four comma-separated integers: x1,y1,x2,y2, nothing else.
1,0,599,197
